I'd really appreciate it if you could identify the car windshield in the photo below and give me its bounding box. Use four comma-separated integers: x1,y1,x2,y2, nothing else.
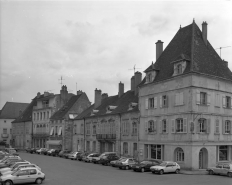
159,162,167,166
120,159,127,162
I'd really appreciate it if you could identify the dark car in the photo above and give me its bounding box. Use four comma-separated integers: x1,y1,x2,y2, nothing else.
41,148,49,155
51,149,61,157
58,150,71,158
29,148,38,154
47,149,55,156
99,155,120,166
63,151,72,159
77,152,89,161
132,159,162,172
25,148,31,153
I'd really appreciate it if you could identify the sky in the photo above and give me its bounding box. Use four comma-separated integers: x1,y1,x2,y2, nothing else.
0,0,232,109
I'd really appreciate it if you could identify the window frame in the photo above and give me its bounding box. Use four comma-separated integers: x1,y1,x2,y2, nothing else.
176,119,184,133
200,92,207,105
225,96,231,109
176,148,184,162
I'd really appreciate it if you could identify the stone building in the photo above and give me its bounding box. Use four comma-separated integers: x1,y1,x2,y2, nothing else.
0,102,29,147
48,91,91,150
139,20,232,170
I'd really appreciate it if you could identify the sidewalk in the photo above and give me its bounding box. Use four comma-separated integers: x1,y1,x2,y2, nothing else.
180,169,208,175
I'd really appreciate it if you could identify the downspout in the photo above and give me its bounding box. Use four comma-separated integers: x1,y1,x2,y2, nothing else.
119,113,122,157
83,117,86,152
137,115,140,162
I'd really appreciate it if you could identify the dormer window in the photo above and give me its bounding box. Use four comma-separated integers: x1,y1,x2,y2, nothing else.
128,102,138,111
91,109,99,116
172,61,186,76
106,106,117,113
146,71,156,83
177,63,182,74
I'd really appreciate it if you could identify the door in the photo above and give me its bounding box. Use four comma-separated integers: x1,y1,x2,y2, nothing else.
14,170,30,184
165,163,173,173
199,148,208,169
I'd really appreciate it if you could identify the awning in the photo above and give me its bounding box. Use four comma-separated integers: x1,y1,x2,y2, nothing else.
58,126,62,136
50,127,54,135
46,140,62,145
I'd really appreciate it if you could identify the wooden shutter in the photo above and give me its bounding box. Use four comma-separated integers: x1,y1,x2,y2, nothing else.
215,120,219,134
145,98,148,109
183,118,187,133
222,120,225,134
144,121,148,133
207,93,211,106
154,97,157,108
160,96,162,108
207,119,211,134
128,121,131,136
180,92,184,105
154,120,157,134
196,90,200,105
166,96,169,107
175,93,179,106
222,95,226,108
166,119,169,133
230,120,232,134
171,119,175,133
160,120,162,134
231,98,232,109
197,122,200,133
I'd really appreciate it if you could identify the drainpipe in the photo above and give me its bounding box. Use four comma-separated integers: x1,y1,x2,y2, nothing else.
137,115,140,162
119,113,122,157
83,117,86,152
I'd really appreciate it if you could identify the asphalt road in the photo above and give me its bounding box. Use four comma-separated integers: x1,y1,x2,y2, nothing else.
16,152,232,185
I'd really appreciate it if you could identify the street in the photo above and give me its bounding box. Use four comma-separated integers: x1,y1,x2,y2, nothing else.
17,152,231,185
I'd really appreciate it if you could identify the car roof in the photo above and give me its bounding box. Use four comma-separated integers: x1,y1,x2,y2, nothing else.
19,167,39,170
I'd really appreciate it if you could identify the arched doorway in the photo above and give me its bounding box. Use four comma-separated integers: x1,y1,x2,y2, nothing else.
199,148,208,169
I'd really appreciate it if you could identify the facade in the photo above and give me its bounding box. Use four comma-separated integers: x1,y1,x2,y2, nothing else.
32,85,75,148
139,20,232,170
0,102,29,147
48,90,91,150
12,100,36,149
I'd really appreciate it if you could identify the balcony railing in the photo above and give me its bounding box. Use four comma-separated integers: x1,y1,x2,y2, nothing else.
96,134,116,140
1,133,9,138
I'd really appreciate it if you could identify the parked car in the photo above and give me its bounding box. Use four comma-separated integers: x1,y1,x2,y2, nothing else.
58,150,71,158
118,158,138,170
150,161,180,174
50,149,61,157
0,159,25,169
0,167,45,185
82,153,100,163
41,148,49,155
77,152,89,161
110,157,127,167
0,161,30,174
36,148,47,155
0,156,21,163
30,148,39,154
99,155,120,166
132,159,162,172
46,149,55,156
207,162,232,177
25,148,31,153
92,152,117,164
67,152,79,160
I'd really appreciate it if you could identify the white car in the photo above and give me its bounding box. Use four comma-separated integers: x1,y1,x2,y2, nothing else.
83,153,100,162
1,164,41,176
0,161,30,174
150,161,180,175
0,167,45,185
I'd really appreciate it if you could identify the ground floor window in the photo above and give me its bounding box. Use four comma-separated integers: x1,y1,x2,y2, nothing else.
219,146,228,161
176,148,184,162
151,145,162,160
92,141,96,152
123,142,128,155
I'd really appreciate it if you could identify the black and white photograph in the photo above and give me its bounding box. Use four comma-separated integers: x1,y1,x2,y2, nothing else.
0,0,232,185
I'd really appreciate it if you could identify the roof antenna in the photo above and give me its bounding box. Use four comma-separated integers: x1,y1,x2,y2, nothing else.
215,46,231,58
58,76,65,87
128,65,141,74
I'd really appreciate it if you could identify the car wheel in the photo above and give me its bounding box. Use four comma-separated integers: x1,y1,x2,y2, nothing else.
159,170,164,175
125,166,129,170
209,170,214,175
35,178,43,184
152,171,156,174
175,169,180,174
4,180,13,185
141,168,145,173
227,172,232,178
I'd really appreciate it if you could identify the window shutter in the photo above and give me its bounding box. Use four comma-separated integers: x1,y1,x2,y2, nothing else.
207,93,211,106
222,120,225,134
230,121,232,134
171,119,175,133
231,98,232,109
207,119,211,134
160,120,162,134
197,122,200,133
166,119,169,133
183,118,187,133
145,98,148,109
175,93,179,106
154,120,157,134
196,90,200,105
166,96,169,107
154,97,157,108
128,122,131,136
160,96,162,108
215,94,220,107
145,121,148,133
180,92,184,105
215,120,219,134
222,96,226,108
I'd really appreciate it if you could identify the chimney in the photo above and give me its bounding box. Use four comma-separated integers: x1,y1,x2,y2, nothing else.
202,21,208,46
134,71,142,95
131,76,135,91
155,40,163,60
60,85,68,104
94,88,102,108
76,90,83,95
102,93,108,101
118,82,124,98
222,59,228,67
37,92,41,98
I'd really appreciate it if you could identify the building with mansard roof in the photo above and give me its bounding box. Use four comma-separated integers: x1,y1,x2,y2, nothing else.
139,20,232,170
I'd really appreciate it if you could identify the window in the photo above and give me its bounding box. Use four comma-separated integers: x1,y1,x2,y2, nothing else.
176,148,184,162
123,142,128,155
17,170,29,176
43,112,45,120
37,113,39,120
149,98,154,108
3,128,7,134
198,119,207,133
93,125,96,135
151,145,162,160
132,122,137,135
160,95,168,108
177,63,182,74
176,119,183,132
162,119,167,133
29,169,37,175
55,126,58,135
148,120,156,133
4,120,6,123
224,120,231,134
175,92,184,106
215,120,220,134
200,92,207,105
219,146,228,161
47,112,49,119
81,124,84,134
73,125,77,134
86,123,90,135
226,96,231,108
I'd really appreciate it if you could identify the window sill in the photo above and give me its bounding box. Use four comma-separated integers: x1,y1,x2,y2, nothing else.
222,133,231,135
197,104,208,107
173,132,187,134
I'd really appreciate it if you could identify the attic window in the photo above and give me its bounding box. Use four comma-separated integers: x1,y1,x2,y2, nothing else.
146,71,156,83
173,61,186,76
91,109,99,116
128,102,138,110
106,106,117,113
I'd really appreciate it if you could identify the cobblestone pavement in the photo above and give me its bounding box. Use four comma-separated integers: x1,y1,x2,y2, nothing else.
16,152,232,185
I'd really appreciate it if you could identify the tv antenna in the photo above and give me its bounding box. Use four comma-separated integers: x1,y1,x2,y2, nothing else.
215,46,231,58
128,64,141,74
58,76,65,87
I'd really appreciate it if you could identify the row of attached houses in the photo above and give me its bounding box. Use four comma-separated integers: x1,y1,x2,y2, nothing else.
10,20,232,170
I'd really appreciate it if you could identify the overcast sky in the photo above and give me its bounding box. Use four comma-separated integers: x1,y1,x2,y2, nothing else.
0,0,232,109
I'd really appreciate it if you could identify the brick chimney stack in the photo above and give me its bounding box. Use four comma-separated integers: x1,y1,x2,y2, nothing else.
202,21,208,46
37,92,41,98
102,93,108,101
131,76,135,91
155,40,163,60
134,71,142,95
118,82,124,98
94,88,102,109
60,85,68,105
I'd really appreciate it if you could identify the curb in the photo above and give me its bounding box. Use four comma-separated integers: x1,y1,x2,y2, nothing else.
180,170,208,175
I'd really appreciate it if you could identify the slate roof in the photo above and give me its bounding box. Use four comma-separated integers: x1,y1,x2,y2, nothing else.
142,20,232,85
0,102,29,119
77,90,139,120
50,94,82,120
12,98,37,123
